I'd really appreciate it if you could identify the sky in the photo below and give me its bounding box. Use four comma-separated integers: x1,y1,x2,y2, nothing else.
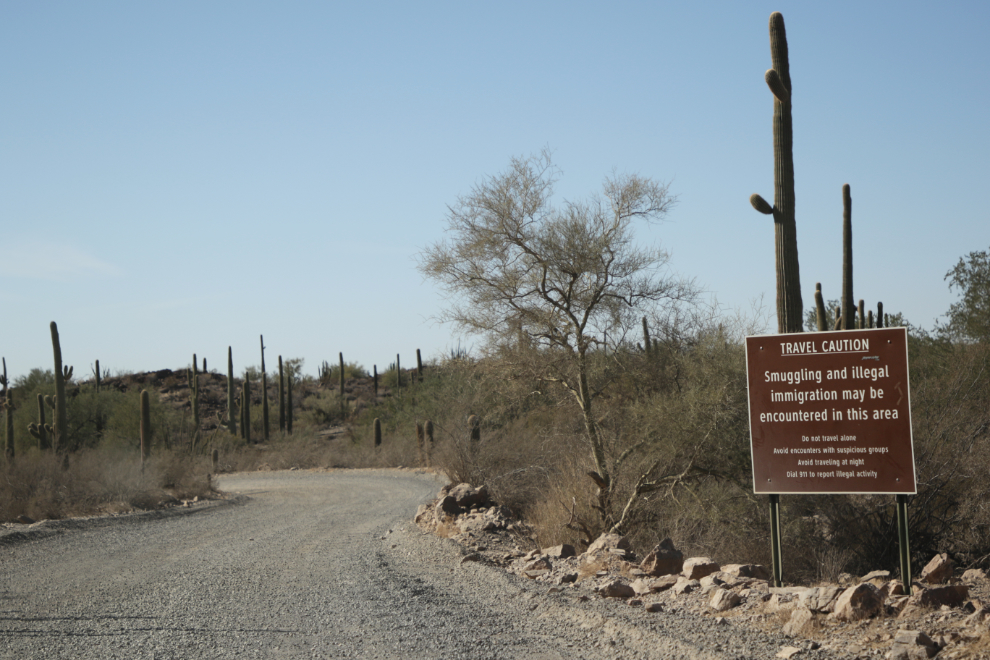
2,1,988,381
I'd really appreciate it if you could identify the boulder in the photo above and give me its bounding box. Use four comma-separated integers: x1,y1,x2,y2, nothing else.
586,533,632,556
639,538,684,577
542,544,576,559
650,575,681,592
682,557,720,580
887,629,939,660
831,583,883,622
709,588,742,612
797,586,841,613
597,579,636,599
782,606,817,637
919,553,953,585
672,577,700,595
447,483,490,510
911,584,969,609
962,568,987,583
722,563,772,581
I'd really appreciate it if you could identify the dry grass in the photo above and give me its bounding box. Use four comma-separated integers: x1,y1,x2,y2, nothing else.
0,447,213,523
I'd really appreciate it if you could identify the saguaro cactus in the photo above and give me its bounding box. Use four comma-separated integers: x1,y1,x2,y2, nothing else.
396,354,401,388
841,184,855,330
2,358,13,460
140,389,151,466
814,283,827,332
278,355,285,432
642,316,652,357
28,393,49,450
286,371,293,434
188,355,200,433
50,322,69,452
211,448,219,473
468,414,480,444
260,336,269,442
226,347,237,436
416,349,423,383
373,365,378,397
750,12,803,334
339,352,345,417
242,374,251,444
373,418,382,447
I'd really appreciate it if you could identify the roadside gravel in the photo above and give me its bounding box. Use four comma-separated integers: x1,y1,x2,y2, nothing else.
0,468,840,659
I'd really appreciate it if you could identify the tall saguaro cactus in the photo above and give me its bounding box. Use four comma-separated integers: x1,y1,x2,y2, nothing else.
841,184,855,329
28,393,49,450
278,355,285,432
50,322,69,452
339,352,345,417
260,336,269,442
226,347,237,436
750,12,803,334
2,358,13,460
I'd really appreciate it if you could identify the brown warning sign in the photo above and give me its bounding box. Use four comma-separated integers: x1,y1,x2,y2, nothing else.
745,327,916,494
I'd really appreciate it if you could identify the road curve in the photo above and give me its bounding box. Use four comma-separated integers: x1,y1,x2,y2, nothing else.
0,469,822,659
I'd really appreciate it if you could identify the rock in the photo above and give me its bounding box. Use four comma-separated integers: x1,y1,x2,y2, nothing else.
672,578,700,595
542,544,576,559
962,568,987,583
782,607,817,637
524,570,550,580
437,495,460,516
831,583,883,622
882,580,905,599
888,629,939,660
460,553,481,564
861,570,891,585
414,504,431,524
776,646,802,659
557,573,578,585
628,598,642,607
682,557,720,580
647,575,680,592
709,588,742,612
447,483,490,510
597,579,636,599
639,538,684,577
522,557,552,572
631,579,653,596
722,563,772,581
888,596,910,615
964,606,990,627
700,572,726,589
16,514,36,524
586,533,631,556
919,553,953,585
645,602,663,613
798,586,841,613
911,584,969,609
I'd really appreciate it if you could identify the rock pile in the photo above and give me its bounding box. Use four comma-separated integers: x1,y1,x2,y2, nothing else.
415,483,990,659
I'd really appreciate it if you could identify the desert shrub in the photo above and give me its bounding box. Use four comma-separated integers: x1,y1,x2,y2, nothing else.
0,447,213,522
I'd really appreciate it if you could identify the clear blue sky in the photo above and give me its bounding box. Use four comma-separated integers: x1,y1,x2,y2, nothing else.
3,1,988,380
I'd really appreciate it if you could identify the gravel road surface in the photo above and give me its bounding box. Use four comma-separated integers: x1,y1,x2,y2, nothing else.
0,469,835,659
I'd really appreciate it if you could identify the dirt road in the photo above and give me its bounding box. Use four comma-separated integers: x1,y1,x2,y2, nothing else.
0,469,826,659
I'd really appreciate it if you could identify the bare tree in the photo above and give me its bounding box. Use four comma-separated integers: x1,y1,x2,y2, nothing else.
419,150,699,528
